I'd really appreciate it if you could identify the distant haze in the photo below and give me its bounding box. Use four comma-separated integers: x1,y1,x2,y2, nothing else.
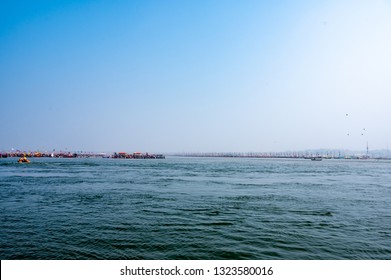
1,0,390,153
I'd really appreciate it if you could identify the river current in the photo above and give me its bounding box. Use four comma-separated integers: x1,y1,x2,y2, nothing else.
1,156,390,259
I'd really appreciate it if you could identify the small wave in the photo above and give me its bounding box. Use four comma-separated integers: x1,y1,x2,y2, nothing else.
261,250,283,258
291,210,333,217
212,250,256,259
199,221,234,226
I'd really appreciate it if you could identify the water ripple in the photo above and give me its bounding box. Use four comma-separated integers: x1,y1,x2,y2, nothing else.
1,157,390,259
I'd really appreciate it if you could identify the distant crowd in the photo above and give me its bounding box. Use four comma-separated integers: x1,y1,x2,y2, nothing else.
0,151,165,159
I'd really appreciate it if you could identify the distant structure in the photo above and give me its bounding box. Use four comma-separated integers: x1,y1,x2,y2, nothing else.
0,151,165,159
112,152,165,159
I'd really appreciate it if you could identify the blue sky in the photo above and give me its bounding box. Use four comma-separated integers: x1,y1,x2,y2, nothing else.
1,0,391,153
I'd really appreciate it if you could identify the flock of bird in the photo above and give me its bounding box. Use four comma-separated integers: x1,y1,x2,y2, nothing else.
345,113,366,137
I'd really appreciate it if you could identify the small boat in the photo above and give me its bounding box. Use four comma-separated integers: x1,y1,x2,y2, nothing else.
18,157,30,163
310,157,322,161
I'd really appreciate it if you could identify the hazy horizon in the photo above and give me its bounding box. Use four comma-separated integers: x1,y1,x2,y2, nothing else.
1,0,390,153
2,146,389,156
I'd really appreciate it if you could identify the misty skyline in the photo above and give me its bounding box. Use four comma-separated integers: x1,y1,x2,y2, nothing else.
1,0,390,153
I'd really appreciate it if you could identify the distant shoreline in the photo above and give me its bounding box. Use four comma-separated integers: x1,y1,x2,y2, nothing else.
173,153,390,160
0,151,165,159
1,151,390,160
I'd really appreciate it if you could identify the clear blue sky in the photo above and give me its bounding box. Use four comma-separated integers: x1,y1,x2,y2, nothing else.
1,0,390,153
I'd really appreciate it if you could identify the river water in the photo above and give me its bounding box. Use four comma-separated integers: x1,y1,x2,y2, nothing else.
1,156,390,259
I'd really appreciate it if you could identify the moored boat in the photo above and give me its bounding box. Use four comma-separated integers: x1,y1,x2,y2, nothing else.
310,157,322,161
18,157,30,163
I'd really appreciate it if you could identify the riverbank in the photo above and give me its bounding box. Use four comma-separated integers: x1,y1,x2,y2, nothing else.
0,151,165,159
